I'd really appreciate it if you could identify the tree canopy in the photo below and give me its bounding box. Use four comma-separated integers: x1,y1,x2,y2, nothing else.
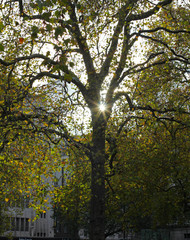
0,0,189,239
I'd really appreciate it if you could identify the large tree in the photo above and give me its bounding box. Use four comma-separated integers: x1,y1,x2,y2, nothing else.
0,0,189,239
109,118,190,229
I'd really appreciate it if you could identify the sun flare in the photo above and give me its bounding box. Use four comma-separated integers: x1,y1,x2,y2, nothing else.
99,103,106,112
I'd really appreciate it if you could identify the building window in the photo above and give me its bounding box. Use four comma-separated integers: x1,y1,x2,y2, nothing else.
16,218,20,231
40,212,46,218
25,218,29,231
10,217,29,232
21,218,24,231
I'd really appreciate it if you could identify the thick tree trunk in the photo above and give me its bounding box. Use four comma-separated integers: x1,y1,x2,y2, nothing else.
89,114,106,240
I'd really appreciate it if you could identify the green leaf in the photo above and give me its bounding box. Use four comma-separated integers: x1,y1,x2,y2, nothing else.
0,43,4,51
69,62,74,68
46,24,52,32
42,12,51,21
55,10,61,18
31,26,39,39
0,21,4,32
64,39,70,46
64,73,73,82
55,26,64,39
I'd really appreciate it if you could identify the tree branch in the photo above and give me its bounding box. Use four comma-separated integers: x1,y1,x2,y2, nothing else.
137,27,190,35
139,33,189,63
30,71,88,101
99,7,128,80
111,91,190,127
68,2,96,78
17,0,47,20
0,54,88,102
119,56,188,84
105,28,139,106
127,0,173,21
0,54,57,66
112,91,134,110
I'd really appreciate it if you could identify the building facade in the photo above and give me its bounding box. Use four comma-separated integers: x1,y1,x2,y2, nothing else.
6,207,54,237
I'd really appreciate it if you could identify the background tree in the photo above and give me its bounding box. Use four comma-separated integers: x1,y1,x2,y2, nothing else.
54,144,90,239
109,119,190,230
0,30,64,228
0,0,189,239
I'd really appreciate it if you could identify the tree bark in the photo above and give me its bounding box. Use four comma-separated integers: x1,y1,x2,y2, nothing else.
90,113,106,240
